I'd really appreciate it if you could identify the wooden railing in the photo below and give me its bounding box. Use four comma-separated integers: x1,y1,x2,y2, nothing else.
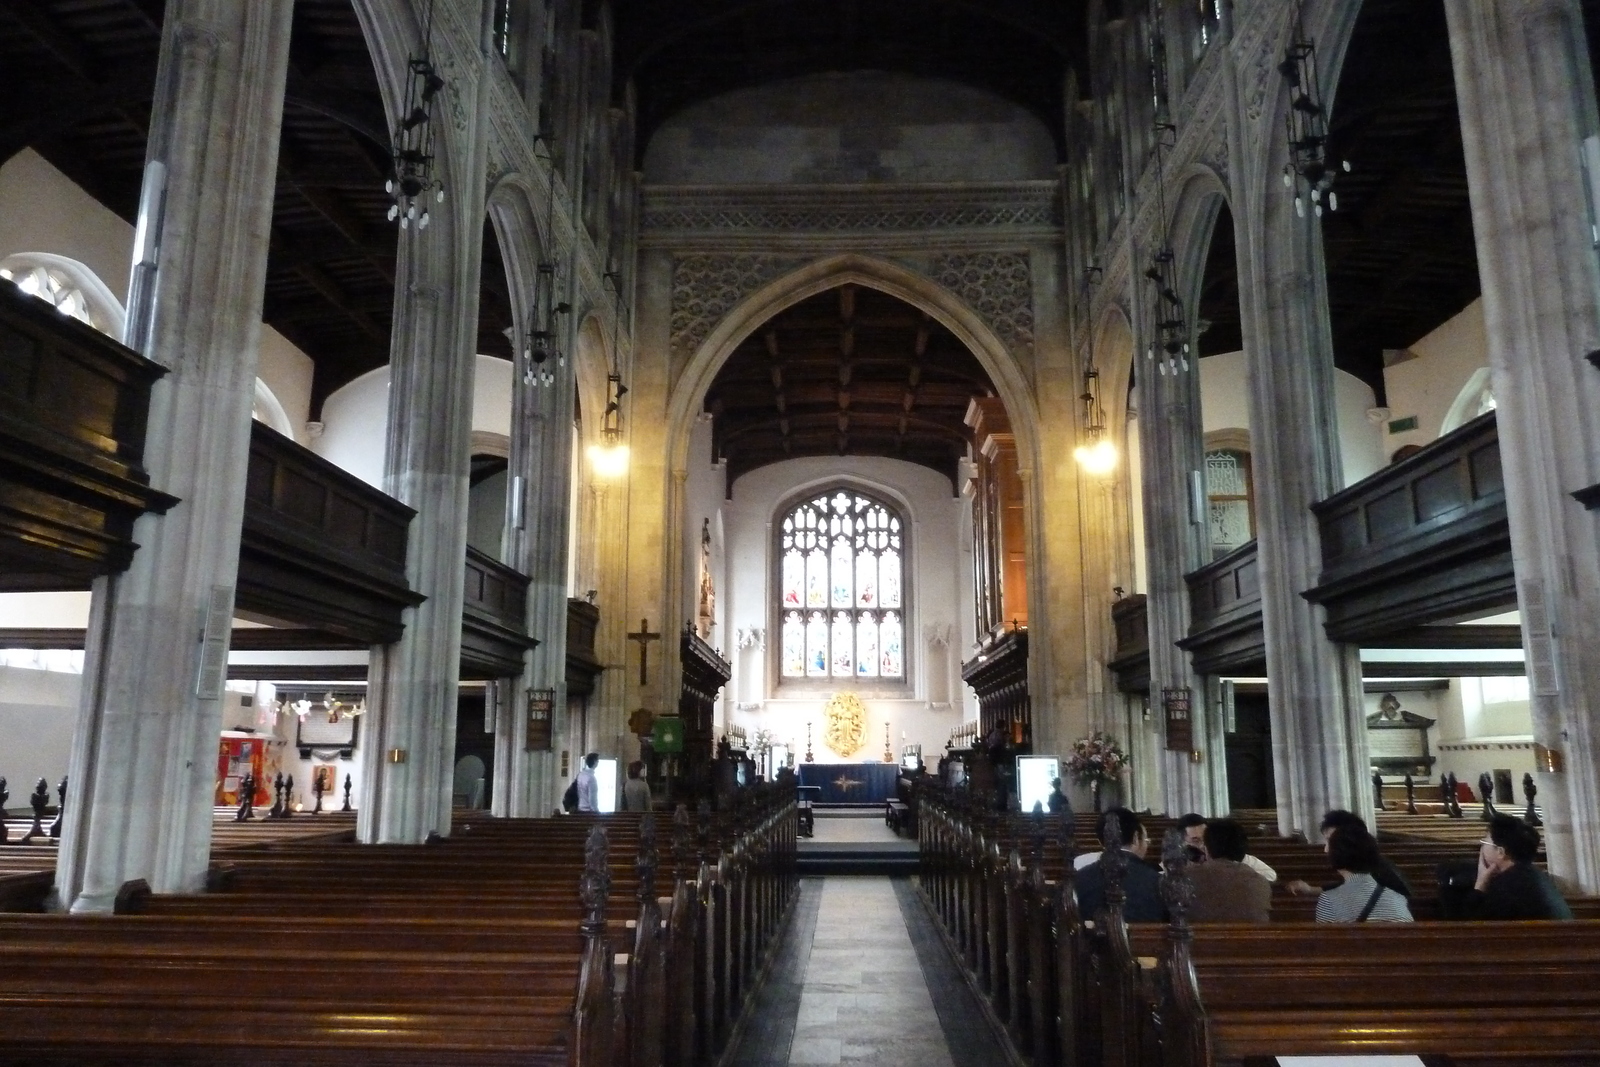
0,280,176,589
459,546,535,679
1179,540,1264,675
238,421,422,644
1307,411,1511,640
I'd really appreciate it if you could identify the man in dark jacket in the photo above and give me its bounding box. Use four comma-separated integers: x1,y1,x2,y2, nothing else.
1074,808,1165,923
1460,814,1572,920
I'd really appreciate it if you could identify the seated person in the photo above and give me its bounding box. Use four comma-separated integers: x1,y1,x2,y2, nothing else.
1315,825,1414,923
1178,812,1209,865
1179,811,1277,882
1074,808,1166,923
1458,813,1572,920
1185,818,1271,923
1285,809,1413,899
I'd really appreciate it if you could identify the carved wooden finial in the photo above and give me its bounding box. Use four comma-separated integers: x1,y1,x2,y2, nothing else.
1100,810,1128,912
1523,772,1543,826
48,776,65,838
1160,827,1195,933
637,813,658,906
579,825,611,936
672,803,691,879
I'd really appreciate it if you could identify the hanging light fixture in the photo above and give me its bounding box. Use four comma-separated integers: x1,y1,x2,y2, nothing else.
385,1,447,230
1075,266,1117,476
588,273,630,478
1278,8,1350,218
524,262,571,388
1143,5,1191,378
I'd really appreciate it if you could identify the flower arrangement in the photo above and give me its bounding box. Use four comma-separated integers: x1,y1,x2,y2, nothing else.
1066,732,1128,785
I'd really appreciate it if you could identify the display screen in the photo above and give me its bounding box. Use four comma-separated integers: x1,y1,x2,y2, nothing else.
1015,755,1061,814
594,758,619,814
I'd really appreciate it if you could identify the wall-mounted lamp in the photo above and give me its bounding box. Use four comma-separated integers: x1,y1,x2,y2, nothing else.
1074,266,1117,476
588,273,630,477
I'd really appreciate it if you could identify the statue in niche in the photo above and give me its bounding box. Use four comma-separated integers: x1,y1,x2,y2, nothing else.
696,517,716,641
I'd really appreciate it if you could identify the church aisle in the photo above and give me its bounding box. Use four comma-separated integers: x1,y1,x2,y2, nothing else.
728,876,1009,1067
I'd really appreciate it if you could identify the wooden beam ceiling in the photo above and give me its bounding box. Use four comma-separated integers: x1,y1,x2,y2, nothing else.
704,284,997,490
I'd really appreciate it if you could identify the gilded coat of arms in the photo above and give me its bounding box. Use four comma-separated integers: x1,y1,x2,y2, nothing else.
823,693,866,758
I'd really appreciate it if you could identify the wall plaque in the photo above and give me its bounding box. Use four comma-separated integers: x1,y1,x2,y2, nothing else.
1162,686,1193,753
525,688,554,752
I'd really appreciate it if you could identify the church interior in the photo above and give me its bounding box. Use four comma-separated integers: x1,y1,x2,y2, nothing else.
2,0,1600,1062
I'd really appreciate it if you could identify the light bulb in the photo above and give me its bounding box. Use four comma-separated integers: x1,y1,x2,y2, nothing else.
387,204,399,221
400,215,409,230
407,203,416,220
385,179,395,194
437,188,446,203
1295,197,1305,218
1328,191,1338,211
1074,438,1119,476
1314,204,1323,218
418,211,430,230
1283,170,1293,188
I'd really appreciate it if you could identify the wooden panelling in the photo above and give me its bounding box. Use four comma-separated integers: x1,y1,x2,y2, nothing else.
1107,594,1149,693
566,598,603,697
459,546,536,680
1179,541,1266,676
1307,412,1513,641
237,421,421,644
0,282,176,589
961,628,1031,750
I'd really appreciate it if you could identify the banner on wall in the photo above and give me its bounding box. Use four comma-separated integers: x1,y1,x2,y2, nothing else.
216,736,270,806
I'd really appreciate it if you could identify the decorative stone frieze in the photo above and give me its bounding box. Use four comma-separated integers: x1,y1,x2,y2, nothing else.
926,252,1035,356
668,253,811,359
643,183,1060,234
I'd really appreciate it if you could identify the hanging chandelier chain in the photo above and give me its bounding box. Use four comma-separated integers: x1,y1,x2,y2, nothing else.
385,0,447,230
1143,2,1190,378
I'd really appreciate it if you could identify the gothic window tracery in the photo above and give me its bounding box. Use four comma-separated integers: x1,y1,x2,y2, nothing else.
1205,448,1255,559
778,490,904,680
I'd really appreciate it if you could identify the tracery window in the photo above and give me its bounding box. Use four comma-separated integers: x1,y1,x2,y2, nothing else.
778,490,904,680
2,262,103,332
1205,449,1255,559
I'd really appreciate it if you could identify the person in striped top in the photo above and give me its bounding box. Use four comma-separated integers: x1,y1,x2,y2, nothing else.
1315,825,1414,923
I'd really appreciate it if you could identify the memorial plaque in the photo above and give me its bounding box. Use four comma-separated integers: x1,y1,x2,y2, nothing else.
525,688,554,752
1163,686,1193,753
1367,692,1435,776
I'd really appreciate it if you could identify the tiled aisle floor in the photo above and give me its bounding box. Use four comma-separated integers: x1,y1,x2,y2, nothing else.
728,876,1008,1067
788,879,954,1065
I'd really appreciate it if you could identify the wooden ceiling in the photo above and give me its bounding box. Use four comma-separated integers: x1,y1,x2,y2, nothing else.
703,284,997,489
1318,0,1479,404
608,0,1085,159
0,0,513,416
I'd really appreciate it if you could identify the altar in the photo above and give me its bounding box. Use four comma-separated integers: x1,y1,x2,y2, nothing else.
797,762,901,805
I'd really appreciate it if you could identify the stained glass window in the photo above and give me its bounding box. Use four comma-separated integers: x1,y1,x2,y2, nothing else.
778,490,905,679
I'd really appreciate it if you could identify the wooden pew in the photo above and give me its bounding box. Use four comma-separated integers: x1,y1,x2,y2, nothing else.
0,784,799,1067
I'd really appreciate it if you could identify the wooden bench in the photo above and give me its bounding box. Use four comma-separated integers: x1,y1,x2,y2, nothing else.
0,785,800,1067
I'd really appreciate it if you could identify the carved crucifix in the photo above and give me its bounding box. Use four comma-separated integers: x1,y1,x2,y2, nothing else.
626,617,661,686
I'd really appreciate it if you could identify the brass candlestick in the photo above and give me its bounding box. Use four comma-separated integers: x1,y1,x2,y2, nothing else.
884,723,894,763
804,723,814,763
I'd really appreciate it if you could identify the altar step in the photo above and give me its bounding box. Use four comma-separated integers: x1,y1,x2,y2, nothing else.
796,841,920,876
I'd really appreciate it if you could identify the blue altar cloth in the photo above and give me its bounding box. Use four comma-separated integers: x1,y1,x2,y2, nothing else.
797,762,901,805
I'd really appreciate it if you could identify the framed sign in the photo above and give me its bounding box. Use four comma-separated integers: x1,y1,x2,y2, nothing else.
526,688,554,752
652,715,684,754
1162,686,1193,753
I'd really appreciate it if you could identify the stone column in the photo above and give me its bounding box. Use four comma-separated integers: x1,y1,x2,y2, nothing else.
493,262,577,818
1445,0,1600,889
56,0,295,911
1129,274,1215,817
1226,13,1370,838
357,35,493,845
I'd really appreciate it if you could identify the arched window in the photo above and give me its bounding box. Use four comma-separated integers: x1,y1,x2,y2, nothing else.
1205,448,1255,559
777,489,905,680
0,253,125,337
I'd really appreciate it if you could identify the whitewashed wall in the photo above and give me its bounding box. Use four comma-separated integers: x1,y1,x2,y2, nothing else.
1382,298,1491,453
314,354,514,487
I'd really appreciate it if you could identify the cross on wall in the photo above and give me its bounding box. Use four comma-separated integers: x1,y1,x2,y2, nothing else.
626,618,661,686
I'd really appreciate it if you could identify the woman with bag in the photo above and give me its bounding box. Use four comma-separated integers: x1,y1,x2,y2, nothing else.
1315,824,1413,923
